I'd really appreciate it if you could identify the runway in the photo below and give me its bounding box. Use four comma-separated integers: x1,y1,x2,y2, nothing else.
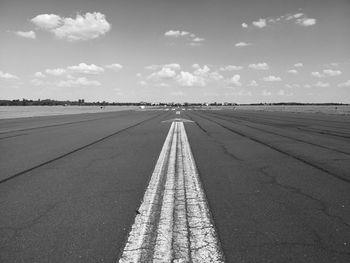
1,109,349,262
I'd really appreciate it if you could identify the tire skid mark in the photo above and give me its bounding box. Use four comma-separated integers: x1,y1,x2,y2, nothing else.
192,111,350,184
0,114,121,134
208,111,350,140
0,133,28,140
0,113,163,185
297,127,350,140
205,111,350,156
186,114,243,162
0,110,151,135
217,110,350,127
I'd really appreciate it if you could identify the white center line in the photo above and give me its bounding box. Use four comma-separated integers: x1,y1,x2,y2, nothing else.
153,122,178,262
118,121,224,262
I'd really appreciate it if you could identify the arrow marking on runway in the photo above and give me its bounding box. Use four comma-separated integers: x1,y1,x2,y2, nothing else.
118,121,224,262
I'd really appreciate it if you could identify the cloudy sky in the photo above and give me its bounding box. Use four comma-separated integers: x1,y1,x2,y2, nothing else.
1,0,349,103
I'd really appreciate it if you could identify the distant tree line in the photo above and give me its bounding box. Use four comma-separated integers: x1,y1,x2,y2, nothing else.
0,99,236,106
0,99,347,106
0,99,148,106
239,102,348,106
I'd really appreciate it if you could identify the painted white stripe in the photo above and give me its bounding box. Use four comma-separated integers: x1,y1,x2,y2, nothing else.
173,126,190,262
118,121,224,262
179,122,223,262
153,122,178,262
119,122,176,262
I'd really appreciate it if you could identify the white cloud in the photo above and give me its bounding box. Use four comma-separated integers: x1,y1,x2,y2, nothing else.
164,30,204,46
337,80,350,88
248,62,269,70
296,18,316,26
164,30,189,37
193,37,205,42
314,81,329,88
263,75,282,82
311,71,324,78
57,77,101,87
144,63,224,87
105,63,123,71
68,63,104,74
147,67,177,81
227,74,242,86
286,13,304,20
324,62,339,67
45,68,66,76
294,13,304,19
304,84,312,88
156,67,177,78
54,13,110,41
235,42,252,47
193,65,210,76
208,71,224,81
247,13,316,29
15,31,36,39
193,65,223,81
176,71,206,87
287,69,298,74
323,69,342,77
294,63,303,67
164,64,181,70
248,80,258,87
31,12,111,41
0,70,19,80
43,63,107,77
220,65,243,71
34,72,45,78
252,18,267,28
136,73,142,78
31,14,61,29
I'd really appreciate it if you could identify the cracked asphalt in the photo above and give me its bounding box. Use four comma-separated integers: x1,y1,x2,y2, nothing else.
0,109,349,262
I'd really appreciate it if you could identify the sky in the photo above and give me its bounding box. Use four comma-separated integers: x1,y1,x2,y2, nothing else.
0,0,349,103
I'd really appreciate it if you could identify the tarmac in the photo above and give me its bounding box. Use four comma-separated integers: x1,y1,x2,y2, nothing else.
1,108,349,262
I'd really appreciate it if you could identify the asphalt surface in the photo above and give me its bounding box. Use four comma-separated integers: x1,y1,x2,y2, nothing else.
0,109,349,262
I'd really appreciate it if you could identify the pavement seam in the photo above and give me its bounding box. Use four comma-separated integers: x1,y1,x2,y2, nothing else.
192,111,350,184
0,112,164,185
